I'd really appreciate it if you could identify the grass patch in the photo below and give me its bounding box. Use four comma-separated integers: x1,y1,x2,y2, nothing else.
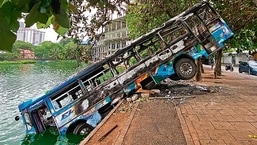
0,60,37,64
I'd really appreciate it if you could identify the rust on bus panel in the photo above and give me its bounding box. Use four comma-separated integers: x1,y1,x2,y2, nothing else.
91,82,123,105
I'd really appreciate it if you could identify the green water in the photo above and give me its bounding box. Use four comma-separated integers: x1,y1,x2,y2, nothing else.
0,60,89,145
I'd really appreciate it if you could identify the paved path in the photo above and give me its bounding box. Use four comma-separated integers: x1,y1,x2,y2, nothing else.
81,66,257,145
177,68,257,145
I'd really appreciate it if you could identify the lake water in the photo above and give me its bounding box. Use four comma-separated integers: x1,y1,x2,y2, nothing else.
0,61,88,145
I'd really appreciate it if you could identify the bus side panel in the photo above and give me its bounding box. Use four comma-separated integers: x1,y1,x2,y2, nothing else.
55,96,111,132
103,80,123,95
123,53,178,89
142,49,174,84
122,48,176,94
118,63,147,87
189,44,209,59
151,63,175,84
123,73,149,95
150,44,208,84
208,19,234,47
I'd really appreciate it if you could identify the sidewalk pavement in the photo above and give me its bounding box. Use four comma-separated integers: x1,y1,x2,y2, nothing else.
176,69,257,145
82,67,257,145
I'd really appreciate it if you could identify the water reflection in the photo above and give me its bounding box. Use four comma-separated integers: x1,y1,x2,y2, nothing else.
0,60,88,145
21,127,84,145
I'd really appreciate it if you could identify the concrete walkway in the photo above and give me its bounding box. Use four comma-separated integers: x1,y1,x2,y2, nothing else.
81,67,257,145
176,69,257,145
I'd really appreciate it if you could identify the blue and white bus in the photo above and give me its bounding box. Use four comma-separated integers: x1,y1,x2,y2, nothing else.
16,1,233,136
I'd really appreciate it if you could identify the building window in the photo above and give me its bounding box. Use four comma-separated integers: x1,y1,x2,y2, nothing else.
117,42,120,49
122,21,126,28
122,41,126,47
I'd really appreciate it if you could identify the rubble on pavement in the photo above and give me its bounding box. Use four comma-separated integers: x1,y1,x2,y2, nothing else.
122,78,223,108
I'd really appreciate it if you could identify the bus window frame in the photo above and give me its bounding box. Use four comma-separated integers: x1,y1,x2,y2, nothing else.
82,80,94,92
196,4,219,25
158,21,190,48
134,35,163,60
51,82,83,111
88,69,111,87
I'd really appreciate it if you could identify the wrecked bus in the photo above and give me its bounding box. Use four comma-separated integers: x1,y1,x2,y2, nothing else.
16,1,233,136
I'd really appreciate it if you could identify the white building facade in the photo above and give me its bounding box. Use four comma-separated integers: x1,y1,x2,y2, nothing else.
91,16,131,62
17,22,45,45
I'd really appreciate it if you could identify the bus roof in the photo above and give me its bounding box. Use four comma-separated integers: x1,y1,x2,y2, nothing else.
113,1,210,54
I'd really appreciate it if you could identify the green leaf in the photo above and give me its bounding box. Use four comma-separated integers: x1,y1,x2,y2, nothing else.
0,1,22,31
25,3,49,27
53,0,70,28
10,21,19,32
0,20,16,51
53,13,69,28
36,15,54,28
53,20,68,35
16,0,31,12
0,0,7,7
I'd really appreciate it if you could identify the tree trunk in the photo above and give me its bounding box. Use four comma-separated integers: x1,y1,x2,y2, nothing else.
195,57,202,81
76,45,82,67
214,50,223,78
201,60,204,73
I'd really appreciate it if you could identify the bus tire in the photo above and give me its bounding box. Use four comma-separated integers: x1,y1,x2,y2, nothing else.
175,58,196,80
73,123,94,135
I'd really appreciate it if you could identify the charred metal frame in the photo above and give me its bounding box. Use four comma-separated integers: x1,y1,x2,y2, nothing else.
18,1,233,135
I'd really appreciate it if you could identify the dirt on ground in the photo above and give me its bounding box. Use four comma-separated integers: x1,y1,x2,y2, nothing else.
82,66,257,145
84,99,188,145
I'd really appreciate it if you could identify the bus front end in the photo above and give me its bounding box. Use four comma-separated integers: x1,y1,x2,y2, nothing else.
17,100,37,135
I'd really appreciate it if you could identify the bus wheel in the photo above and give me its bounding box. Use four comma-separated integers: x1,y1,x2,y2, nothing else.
73,123,94,135
175,58,196,80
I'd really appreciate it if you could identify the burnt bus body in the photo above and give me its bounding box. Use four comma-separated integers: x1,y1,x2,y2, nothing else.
17,1,233,136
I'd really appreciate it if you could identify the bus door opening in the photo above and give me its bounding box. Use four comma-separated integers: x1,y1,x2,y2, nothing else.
185,14,219,54
31,105,56,133
196,4,225,53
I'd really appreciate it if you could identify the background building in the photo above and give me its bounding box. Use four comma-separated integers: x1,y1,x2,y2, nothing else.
17,21,45,45
91,17,131,62
19,49,35,59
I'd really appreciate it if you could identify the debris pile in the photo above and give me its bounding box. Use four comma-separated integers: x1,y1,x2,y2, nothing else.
156,79,222,96
122,79,223,107
150,79,223,105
